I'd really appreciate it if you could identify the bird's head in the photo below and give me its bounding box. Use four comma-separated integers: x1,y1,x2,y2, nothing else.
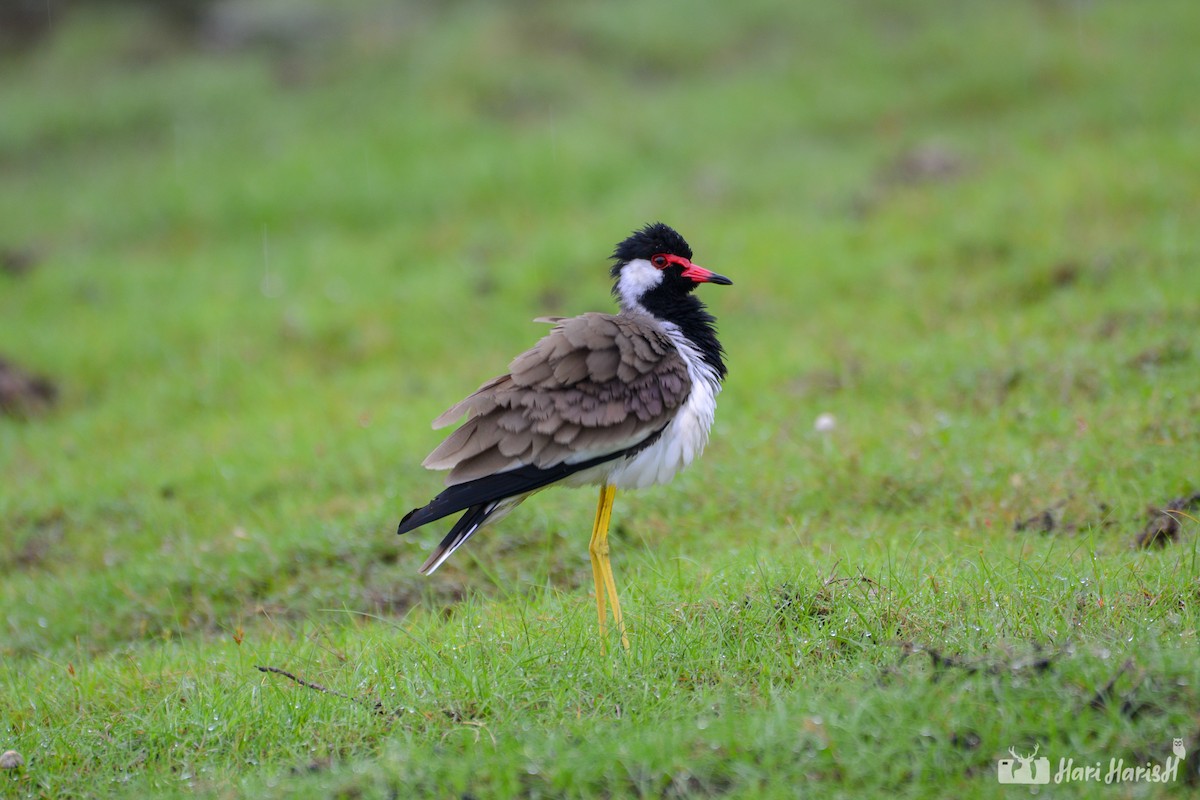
610,222,731,313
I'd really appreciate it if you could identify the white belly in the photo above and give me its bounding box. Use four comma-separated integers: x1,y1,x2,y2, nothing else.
605,375,718,488
564,324,722,491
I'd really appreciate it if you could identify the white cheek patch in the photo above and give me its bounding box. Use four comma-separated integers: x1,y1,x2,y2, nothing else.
616,258,664,310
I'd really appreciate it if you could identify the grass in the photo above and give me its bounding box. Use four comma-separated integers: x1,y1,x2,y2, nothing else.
2,0,1199,796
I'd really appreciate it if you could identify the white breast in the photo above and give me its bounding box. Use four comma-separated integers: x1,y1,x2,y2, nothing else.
602,323,722,490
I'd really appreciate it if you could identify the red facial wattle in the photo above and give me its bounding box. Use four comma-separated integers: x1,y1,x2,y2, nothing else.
652,253,733,286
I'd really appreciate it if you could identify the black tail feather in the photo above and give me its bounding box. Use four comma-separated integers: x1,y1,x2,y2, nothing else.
396,449,624,537
418,502,495,574
397,429,668,573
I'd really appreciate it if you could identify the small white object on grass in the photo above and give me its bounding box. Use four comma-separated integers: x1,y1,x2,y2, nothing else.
0,750,23,769
814,412,837,433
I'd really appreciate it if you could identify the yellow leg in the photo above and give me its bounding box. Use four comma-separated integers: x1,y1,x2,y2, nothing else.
588,484,629,650
590,486,609,635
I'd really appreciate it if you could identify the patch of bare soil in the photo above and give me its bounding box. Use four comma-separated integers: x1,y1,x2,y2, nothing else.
1135,494,1200,549
0,357,57,417
1,247,39,277
1014,504,1063,534
848,140,971,218
1013,494,1200,547
5,510,66,573
878,141,966,187
1013,500,1114,535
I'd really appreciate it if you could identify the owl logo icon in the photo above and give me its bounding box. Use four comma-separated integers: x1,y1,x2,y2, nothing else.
1172,738,1186,760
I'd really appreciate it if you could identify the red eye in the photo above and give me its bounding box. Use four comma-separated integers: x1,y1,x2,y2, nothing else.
651,254,668,268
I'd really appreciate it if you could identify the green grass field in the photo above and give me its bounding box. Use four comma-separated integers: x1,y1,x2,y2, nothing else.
2,1,1199,796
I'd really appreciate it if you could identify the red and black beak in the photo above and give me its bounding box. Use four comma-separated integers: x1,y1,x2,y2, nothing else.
664,254,733,286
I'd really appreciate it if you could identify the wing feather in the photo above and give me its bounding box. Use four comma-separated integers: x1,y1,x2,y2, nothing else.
423,312,690,485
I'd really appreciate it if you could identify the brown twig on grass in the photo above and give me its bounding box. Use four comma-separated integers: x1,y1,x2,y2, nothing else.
256,665,389,716
256,665,350,699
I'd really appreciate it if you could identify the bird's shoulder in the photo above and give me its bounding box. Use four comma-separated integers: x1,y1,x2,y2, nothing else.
508,311,682,389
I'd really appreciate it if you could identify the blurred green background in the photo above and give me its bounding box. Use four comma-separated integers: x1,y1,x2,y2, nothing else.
2,1,1199,796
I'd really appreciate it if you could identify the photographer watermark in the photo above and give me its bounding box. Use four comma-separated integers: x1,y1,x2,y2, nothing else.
997,740,1186,786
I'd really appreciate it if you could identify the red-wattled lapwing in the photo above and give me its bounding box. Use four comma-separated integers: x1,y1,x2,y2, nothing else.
396,222,731,648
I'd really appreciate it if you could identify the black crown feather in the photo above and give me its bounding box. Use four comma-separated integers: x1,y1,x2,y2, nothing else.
609,222,692,277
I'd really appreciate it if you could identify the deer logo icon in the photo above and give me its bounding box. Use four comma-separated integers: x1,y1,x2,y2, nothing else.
997,743,1051,784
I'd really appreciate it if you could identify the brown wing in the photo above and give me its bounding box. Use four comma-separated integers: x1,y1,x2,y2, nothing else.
423,312,691,485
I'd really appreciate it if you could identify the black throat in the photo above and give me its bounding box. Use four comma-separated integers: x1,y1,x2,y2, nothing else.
636,285,727,381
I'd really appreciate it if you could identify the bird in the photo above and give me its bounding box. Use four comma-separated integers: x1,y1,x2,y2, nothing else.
396,222,731,648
